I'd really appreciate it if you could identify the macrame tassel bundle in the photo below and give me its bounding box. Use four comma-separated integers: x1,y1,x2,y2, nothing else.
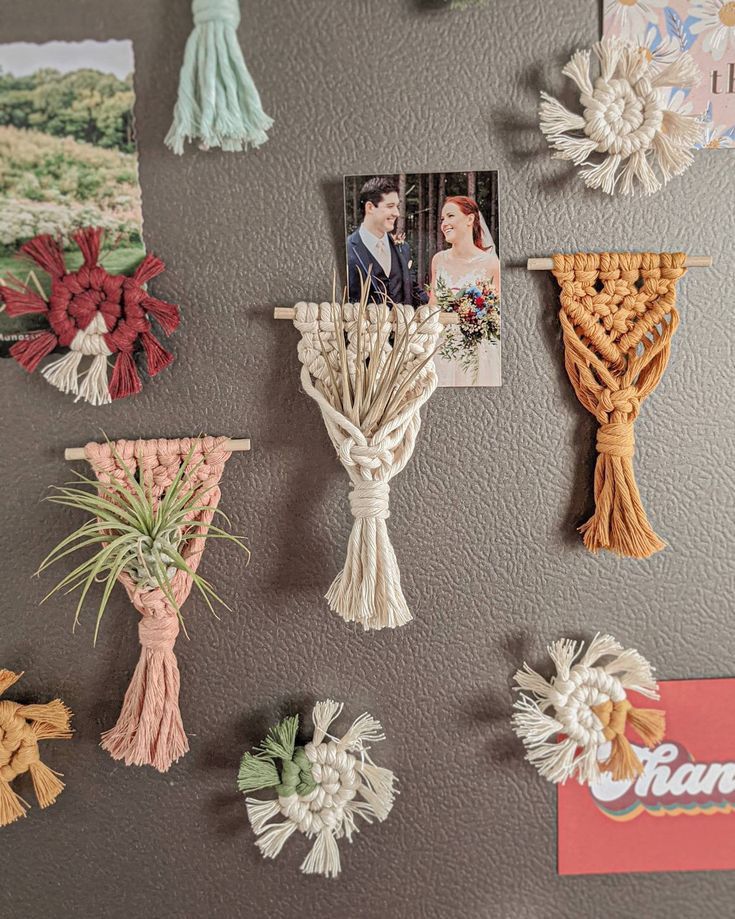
1,227,180,405
540,37,702,195
293,299,440,631
512,634,665,785
165,0,273,154
84,437,232,772
0,670,73,826
551,252,687,558
238,700,396,878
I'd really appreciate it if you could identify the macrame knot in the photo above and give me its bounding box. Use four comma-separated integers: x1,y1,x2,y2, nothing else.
593,698,631,740
349,480,390,520
0,701,33,780
596,421,635,459
138,613,180,652
193,0,240,26
599,386,639,416
338,439,391,472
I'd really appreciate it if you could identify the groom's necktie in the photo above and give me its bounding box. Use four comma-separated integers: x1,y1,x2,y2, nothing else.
375,238,391,277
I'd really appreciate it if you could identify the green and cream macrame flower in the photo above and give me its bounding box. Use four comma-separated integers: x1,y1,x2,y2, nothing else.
512,634,666,785
539,37,702,195
238,700,396,878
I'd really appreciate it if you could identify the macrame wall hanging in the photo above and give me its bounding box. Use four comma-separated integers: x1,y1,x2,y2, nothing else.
290,297,440,631
512,634,665,785
238,700,396,878
540,37,702,195
550,252,689,559
0,670,73,827
0,228,180,405
40,436,250,773
166,0,273,154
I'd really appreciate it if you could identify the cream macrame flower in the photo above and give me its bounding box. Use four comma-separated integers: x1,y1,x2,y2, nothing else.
238,700,396,878
539,37,703,195
512,634,666,785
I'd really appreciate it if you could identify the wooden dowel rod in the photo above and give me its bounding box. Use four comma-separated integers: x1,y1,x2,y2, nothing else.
64,438,251,461
527,256,712,270
273,306,460,325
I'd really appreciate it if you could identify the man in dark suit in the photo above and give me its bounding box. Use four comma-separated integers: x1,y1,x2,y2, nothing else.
347,176,427,306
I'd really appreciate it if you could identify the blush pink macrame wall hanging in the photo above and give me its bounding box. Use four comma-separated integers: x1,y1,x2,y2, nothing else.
41,436,248,773
1,228,180,405
84,437,235,772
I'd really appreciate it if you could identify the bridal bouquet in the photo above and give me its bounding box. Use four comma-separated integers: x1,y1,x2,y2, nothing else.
434,277,500,380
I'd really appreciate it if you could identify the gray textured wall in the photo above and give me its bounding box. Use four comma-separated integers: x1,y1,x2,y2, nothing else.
1,1,734,917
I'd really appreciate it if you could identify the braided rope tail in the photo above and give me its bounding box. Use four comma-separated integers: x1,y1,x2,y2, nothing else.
552,253,686,558
0,670,73,826
85,437,231,772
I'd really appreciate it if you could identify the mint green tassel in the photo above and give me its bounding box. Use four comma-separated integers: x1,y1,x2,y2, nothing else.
165,0,273,155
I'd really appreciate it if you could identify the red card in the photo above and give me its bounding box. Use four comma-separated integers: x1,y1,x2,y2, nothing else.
557,678,735,875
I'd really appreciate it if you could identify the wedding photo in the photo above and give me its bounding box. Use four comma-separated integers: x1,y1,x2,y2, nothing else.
343,170,501,387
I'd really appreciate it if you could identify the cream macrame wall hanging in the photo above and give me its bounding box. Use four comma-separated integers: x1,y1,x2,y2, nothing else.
540,37,702,195
512,634,665,784
550,252,688,558
40,436,250,773
291,298,440,631
238,700,396,878
0,670,73,827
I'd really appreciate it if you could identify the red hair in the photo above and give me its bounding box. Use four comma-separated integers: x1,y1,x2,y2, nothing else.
443,196,489,251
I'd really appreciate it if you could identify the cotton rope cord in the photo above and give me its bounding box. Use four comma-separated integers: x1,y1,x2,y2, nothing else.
512,634,665,785
165,0,273,154
0,670,73,827
238,700,397,879
551,252,687,558
293,301,441,631
539,37,702,196
1,227,180,405
84,436,232,772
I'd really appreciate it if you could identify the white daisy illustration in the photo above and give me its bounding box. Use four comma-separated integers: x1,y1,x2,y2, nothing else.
691,0,735,61
604,0,667,41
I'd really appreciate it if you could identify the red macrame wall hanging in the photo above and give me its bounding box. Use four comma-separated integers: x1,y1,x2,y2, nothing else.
1,228,180,405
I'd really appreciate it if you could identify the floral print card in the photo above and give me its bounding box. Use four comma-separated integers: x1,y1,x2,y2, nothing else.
604,1,735,148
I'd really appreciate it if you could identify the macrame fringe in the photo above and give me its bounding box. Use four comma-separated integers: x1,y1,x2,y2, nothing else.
100,645,188,773
9,332,57,373
512,634,665,785
0,778,28,827
325,495,413,632
165,0,273,154
109,351,143,400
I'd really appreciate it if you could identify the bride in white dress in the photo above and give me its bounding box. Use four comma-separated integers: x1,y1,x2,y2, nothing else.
429,196,501,387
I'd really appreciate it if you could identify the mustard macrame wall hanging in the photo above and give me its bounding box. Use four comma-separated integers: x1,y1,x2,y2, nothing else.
0,670,73,827
40,436,250,773
289,297,440,631
549,252,689,558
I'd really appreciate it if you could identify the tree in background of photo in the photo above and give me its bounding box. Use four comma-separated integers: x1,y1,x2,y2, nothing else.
344,172,499,290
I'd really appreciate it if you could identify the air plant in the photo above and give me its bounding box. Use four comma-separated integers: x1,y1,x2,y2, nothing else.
315,276,441,439
38,442,249,644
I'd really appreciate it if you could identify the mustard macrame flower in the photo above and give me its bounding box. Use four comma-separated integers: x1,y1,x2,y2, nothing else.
539,37,703,195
